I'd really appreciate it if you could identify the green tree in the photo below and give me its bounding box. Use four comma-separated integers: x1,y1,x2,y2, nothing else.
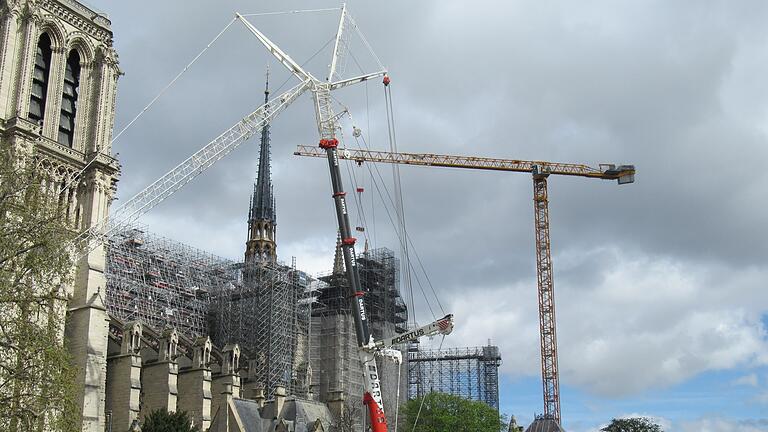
601,417,664,432
0,149,79,431
400,392,505,432
142,409,200,432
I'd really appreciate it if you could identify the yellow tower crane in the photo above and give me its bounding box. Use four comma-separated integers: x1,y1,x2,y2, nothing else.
294,144,635,426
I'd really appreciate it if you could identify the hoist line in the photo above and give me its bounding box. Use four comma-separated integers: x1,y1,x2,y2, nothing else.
63,18,238,194
272,36,335,96
351,133,438,322
112,18,237,145
343,153,370,246
384,83,417,329
411,334,446,432
239,8,341,17
394,361,402,432
342,105,446,317
365,80,375,248
347,13,385,71
325,57,447,320
375,87,446,315
353,132,445,318
338,124,371,247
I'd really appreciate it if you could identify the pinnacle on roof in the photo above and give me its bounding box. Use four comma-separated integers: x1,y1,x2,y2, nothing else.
332,230,345,275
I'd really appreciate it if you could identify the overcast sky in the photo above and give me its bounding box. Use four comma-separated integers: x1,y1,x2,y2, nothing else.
86,1,768,430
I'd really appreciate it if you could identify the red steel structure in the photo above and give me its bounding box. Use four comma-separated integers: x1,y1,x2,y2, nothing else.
294,145,635,425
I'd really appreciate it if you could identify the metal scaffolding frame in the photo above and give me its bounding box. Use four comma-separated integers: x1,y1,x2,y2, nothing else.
358,248,408,336
308,247,408,428
104,227,236,338
105,226,314,398
208,260,309,397
408,345,502,410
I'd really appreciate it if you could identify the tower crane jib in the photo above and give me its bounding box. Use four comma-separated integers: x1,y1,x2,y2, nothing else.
294,144,635,426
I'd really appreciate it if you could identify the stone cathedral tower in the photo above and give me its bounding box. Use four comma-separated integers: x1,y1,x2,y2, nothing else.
0,1,120,431
245,74,277,264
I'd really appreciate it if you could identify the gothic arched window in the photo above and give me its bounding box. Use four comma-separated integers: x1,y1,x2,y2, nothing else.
58,50,81,147
28,33,52,124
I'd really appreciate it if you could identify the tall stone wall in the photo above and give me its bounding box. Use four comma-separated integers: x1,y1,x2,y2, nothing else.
0,1,120,430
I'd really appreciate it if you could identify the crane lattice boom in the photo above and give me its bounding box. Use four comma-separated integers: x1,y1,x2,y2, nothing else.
72,82,310,257
69,6,448,430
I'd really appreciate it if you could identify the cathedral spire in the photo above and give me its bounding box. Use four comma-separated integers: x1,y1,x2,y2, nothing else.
245,68,277,264
251,66,275,224
332,230,344,274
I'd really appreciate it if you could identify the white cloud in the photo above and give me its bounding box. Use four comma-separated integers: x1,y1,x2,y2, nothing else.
733,373,759,387
677,417,768,432
439,247,768,397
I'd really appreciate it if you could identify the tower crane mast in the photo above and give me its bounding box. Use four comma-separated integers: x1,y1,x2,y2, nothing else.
294,144,635,425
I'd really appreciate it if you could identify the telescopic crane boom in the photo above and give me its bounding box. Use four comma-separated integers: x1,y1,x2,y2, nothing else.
294,144,635,426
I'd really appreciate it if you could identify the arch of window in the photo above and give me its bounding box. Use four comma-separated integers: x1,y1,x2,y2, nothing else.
28,33,52,124
58,49,81,147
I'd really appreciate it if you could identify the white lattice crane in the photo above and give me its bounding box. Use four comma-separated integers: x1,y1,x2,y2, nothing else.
71,6,451,431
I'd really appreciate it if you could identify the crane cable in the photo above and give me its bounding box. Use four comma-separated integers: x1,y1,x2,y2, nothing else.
383,80,418,329
338,106,440,321
63,18,238,193
64,9,336,195
340,106,446,321
411,334,446,432
329,76,446,321
394,360,402,432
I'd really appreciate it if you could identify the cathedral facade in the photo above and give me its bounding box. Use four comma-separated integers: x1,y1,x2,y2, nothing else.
0,1,120,430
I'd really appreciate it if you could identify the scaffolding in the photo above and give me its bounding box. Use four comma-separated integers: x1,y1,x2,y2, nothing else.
358,248,408,336
312,248,407,331
308,247,408,430
104,227,237,338
208,260,308,397
408,345,502,409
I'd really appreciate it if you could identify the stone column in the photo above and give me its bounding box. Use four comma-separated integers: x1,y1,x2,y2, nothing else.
66,169,112,432
90,50,118,154
141,329,179,418
0,4,22,121
105,322,143,431
240,358,263,401
211,344,241,421
72,59,94,153
42,45,65,140
327,390,345,423
178,337,213,430
9,7,39,120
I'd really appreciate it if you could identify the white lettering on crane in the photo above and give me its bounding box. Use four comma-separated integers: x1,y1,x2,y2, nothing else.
358,298,367,321
391,328,426,345
367,364,384,406
340,198,347,215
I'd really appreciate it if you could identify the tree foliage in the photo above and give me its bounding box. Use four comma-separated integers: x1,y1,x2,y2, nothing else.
0,149,79,431
601,417,664,432
399,392,505,432
142,409,200,432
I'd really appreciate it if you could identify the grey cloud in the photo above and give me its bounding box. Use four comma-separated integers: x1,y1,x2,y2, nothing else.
89,0,768,402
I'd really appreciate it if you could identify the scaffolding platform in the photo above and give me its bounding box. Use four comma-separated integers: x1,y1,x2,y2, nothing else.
408,344,502,409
